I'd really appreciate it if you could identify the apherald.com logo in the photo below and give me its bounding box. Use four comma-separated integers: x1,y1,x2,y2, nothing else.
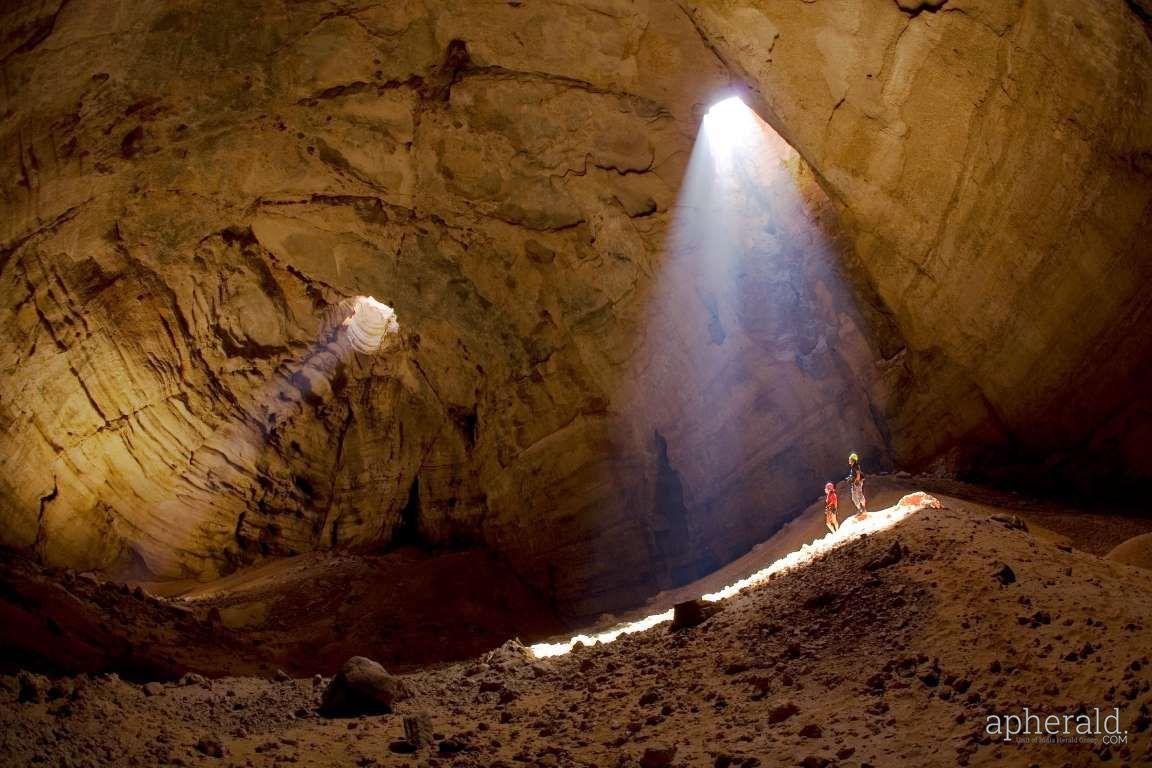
986,707,1127,745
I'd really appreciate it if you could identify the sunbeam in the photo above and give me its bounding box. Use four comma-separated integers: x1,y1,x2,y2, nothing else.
611,93,888,609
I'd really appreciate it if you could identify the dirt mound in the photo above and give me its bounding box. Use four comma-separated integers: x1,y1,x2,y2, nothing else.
2,492,1149,766
1106,533,1152,571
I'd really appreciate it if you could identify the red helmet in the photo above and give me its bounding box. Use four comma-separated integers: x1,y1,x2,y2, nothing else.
825,482,835,493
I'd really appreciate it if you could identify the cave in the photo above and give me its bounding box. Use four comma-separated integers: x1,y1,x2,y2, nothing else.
1,0,1151,765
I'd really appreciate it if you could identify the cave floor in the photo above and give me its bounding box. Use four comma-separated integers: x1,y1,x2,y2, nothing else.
2,481,1150,767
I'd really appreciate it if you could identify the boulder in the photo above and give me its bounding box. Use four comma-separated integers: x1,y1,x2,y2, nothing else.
670,599,706,630
320,657,411,717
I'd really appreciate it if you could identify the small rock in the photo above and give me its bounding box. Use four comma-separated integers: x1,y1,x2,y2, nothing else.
194,738,226,758
866,540,905,571
483,639,533,668
990,514,1028,532
142,682,165,697
799,723,823,738
671,599,705,630
438,738,466,754
403,712,434,749
179,673,206,687
388,740,416,754
274,669,291,682
993,563,1016,585
639,746,677,768
767,702,799,724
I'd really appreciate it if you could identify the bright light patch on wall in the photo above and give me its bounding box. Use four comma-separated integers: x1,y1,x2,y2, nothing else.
529,492,942,658
701,95,760,158
344,295,399,354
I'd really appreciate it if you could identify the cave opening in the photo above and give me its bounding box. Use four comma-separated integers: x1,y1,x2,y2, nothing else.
701,94,761,158
343,295,400,354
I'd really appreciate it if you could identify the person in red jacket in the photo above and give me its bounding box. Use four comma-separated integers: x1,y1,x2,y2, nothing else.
824,482,839,533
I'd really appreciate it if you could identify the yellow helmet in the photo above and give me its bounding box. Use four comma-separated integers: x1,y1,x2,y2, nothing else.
849,452,859,463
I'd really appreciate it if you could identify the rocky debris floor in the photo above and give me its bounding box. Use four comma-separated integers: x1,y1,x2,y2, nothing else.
2,491,1151,768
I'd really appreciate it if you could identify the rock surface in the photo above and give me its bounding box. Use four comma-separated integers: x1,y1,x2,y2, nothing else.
1,0,1150,616
685,0,1152,486
319,656,410,717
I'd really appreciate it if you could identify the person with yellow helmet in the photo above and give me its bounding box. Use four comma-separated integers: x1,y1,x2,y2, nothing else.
847,452,867,518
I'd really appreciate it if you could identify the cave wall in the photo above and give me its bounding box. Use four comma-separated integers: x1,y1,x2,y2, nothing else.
685,0,1152,488
1,0,1149,616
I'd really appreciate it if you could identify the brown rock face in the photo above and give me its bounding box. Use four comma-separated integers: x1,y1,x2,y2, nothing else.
1,0,1149,616
684,0,1152,483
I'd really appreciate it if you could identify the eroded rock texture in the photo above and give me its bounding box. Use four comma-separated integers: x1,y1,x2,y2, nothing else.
1,0,1149,615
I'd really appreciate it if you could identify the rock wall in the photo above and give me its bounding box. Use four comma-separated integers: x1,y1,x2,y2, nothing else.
685,0,1152,488
1,0,1148,616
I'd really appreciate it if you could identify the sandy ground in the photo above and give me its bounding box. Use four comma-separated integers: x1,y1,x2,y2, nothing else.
2,479,1150,767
